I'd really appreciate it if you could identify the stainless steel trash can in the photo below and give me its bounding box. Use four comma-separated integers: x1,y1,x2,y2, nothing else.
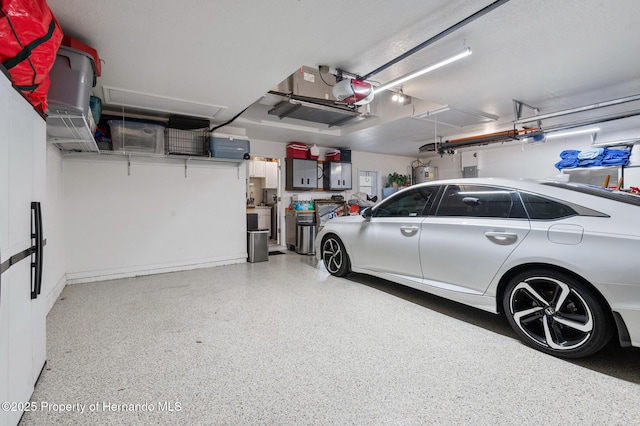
296,224,316,255
247,229,269,263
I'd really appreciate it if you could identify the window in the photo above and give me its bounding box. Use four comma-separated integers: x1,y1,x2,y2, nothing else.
358,170,379,199
542,181,640,207
373,187,437,218
519,192,578,220
436,185,527,219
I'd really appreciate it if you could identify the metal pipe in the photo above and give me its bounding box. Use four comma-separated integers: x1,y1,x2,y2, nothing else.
514,94,640,124
357,0,511,81
419,108,640,152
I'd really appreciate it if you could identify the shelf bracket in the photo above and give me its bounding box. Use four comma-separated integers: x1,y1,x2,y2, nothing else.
513,99,541,129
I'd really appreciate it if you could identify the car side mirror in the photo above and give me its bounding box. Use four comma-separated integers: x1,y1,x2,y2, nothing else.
462,196,481,206
361,207,372,219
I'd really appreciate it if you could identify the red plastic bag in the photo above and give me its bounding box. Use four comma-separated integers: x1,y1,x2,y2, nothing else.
0,0,63,113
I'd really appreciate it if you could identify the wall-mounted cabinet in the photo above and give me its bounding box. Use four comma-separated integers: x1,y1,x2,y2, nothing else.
265,161,278,188
249,160,266,178
286,158,317,190
323,161,352,190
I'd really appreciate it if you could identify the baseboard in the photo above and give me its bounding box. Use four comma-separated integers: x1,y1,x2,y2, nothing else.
65,254,247,284
46,273,67,313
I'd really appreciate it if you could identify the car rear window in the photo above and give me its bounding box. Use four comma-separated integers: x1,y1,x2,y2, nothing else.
519,192,577,219
542,182,640,207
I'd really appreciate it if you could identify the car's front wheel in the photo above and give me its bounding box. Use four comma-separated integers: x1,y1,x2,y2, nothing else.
321,235,351,277
503,269,613,358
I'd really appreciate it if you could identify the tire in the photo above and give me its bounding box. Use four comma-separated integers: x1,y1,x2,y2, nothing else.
321,235,351,277
502,269,613,358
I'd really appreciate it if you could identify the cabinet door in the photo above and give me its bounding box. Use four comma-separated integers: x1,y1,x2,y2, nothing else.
260,210,271,234
253,161,266,178
305,160,317,189
340,162,352,189
330,162,343,189
0,73,46,426
293,159,309,188
265,161,278,188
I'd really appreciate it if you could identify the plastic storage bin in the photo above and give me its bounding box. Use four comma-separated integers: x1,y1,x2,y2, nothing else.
47,45,96,116
210,135,250,159
90,96,102,123
61,36,101,79
287,143,308,159
108,120,165,153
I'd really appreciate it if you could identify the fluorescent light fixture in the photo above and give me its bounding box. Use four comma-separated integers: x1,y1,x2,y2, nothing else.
373,47,472,94
546,127,600,139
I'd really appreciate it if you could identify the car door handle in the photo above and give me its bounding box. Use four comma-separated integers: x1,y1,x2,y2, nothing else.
400,225,419,236
485,231,518,245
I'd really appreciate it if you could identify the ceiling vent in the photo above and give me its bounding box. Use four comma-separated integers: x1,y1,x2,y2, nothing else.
103,86,226,119
412,105,498,128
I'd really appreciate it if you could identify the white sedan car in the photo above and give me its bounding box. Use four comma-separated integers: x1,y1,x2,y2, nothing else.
316,178,640,358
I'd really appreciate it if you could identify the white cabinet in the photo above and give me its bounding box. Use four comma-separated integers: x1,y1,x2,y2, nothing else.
265,161,278,188
247,207,271,235
0,71,47,426
249,160,266,178
257,208,271,233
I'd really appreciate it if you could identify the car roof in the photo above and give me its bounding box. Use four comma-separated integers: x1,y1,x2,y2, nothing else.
405,177,640,209
415,177,540,188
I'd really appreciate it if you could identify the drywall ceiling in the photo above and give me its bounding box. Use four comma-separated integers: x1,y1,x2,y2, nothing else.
47,0,640,157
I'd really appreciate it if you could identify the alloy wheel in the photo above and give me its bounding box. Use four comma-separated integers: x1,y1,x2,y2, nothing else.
508,276,595,351
321,236,349,276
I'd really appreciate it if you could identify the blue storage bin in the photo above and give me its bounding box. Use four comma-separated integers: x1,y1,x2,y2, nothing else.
210,135,250,159
90,96,102,123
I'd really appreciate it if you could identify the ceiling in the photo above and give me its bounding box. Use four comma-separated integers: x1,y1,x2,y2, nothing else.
47,0,640,157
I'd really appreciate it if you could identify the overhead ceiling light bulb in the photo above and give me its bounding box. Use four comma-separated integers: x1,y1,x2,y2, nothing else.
398,94,405,103
373,47,472,94
546,127,600,139
392,93,399,102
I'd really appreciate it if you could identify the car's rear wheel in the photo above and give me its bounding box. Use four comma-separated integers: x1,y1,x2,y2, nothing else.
321,235,351,277
503,269,613,358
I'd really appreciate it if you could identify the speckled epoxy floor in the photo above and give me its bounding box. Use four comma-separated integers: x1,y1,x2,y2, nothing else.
20,252,640,425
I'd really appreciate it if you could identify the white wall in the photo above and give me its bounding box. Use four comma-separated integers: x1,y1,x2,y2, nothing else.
427,128,639,185
63,155,246,283
44,144,66,310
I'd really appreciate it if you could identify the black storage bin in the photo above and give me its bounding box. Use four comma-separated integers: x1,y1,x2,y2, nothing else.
339,148,351,163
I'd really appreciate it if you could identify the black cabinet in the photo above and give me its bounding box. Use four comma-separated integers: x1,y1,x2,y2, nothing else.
286,158,318,190
323,161,352,190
